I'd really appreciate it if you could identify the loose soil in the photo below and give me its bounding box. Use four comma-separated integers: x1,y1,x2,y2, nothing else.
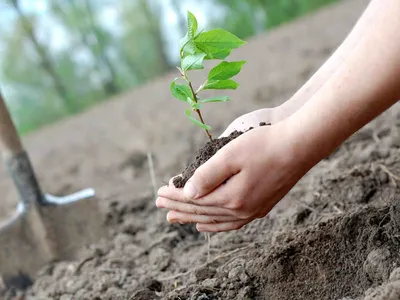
2,1,400,299
173,130,244,188
173,123,269,188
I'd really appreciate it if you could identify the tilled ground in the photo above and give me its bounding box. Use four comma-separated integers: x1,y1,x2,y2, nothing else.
2,0,400,299
6,104,397,300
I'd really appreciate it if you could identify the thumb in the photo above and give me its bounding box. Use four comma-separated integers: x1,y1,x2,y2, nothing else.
184,147,238,200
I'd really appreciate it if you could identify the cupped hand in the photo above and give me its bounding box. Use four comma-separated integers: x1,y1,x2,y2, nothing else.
162,106,286,189
156,119,311,232
219,107,286,137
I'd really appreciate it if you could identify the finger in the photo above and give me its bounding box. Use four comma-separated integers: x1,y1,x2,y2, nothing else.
159,182,235,207
184,146,240,200
158,185,186,202
168,174,182,187
166,211,239,224
156,197,234,216
188,171,245,207
196,219,251,232
159,172,245,209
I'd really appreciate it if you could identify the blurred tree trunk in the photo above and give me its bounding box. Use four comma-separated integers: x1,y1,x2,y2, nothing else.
138,0,170,73
83,0,119,95
9,0,75,112
120,53,146,83
51,1,106,88
51,0,128,96
256,0,268,15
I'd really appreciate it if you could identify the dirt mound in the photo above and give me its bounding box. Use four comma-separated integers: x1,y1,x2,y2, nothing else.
255,204,400,299
166,204,400,300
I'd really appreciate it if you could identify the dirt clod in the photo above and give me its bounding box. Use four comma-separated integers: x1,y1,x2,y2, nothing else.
173,130,243,188
363,248,392,282
130,289,159,300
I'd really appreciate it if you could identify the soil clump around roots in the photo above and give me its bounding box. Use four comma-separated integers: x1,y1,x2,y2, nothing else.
173,122,270,188
173,130,243,188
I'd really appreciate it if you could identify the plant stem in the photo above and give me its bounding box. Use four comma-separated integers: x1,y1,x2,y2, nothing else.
186,78,213,141
196,109,213,141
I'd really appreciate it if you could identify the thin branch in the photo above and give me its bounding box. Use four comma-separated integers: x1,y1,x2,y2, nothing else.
196,109,213,141
187,80,213,141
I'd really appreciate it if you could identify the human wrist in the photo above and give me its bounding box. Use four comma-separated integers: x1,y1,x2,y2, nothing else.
271,116,317,179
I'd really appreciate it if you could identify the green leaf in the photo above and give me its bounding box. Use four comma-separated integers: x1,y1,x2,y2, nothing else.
185,109,211,130
196,44,231,60
195,29,247,50
198,96,230,103
187,11,198,38
193,103,202,110
206,48,231,60
182,53,206,71
180,33,197,57
194,29,204,39
170,78,193,102
208,61,246,81
180,12,200,58
203,79,239,90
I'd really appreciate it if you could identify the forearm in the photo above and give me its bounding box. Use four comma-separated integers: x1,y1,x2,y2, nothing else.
288,0,400,168
277,0,382,119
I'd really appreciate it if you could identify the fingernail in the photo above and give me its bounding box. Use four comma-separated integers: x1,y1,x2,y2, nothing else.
157,186,168,197
166,213,174,223
155,198,163,208
196,224,204,232
184,181,198,199
157,186,165,196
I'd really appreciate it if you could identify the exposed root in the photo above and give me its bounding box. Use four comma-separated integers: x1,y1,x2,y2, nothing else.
74,256,95,275
147,151,157,199
378,164,400,187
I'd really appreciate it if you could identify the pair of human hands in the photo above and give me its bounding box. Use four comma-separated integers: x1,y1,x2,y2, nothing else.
156,107,308,232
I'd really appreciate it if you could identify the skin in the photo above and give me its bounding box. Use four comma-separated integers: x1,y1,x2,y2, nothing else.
157,0,400,232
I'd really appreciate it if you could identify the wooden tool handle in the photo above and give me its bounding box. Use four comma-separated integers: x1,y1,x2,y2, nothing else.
0,91,43,206
0,91,23,156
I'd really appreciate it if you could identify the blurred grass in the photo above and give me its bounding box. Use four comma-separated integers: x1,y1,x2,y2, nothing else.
12,87,106,135
265,0,339,28
18,0,338,135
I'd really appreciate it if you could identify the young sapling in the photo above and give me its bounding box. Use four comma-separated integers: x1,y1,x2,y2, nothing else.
169,13,250,249
170,12,247,141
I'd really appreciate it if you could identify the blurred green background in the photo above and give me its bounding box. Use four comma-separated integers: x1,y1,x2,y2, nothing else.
0,0,338,134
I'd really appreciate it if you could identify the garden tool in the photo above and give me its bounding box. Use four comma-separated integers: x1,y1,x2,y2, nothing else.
0,91,105,289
